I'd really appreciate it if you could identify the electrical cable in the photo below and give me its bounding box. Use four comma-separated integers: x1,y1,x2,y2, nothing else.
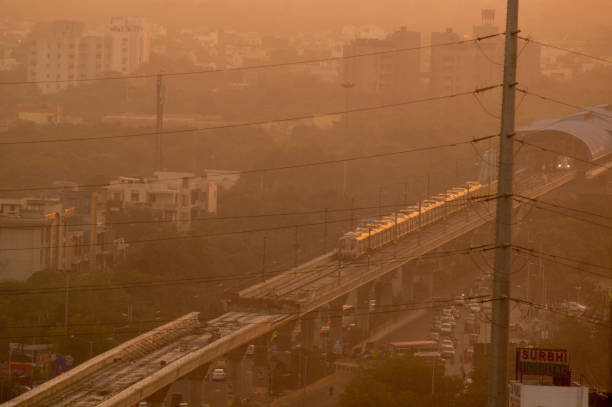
513,197,612,230
516,36,612,65
0,244,497,296
514,194,612,221
511,245,612,272
515,88,612,121
0,294,497,340
0,86,502,146
0,195,493,230
0,192,499,252
0,34,505,87
0,133,499,192
513,138,610,169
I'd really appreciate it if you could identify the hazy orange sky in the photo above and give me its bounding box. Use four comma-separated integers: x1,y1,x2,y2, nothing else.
3,0,611,40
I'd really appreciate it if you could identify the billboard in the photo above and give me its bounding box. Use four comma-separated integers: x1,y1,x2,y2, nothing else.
517,348,570,377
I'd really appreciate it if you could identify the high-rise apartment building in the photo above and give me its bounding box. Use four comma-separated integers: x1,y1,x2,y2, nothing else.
343,27,421,101
26,21,85,94
108,17,149,74
25,18,149,94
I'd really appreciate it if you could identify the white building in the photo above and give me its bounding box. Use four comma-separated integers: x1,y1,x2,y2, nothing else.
108,17,149,74
25,18,150,94
105,171,219,232
509,382,588,407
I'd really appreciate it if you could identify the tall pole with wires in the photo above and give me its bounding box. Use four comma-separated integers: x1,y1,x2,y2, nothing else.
156,74,165,171
488,1,519,406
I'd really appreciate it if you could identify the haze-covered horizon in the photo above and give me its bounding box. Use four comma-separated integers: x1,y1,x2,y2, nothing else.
3,0,612,40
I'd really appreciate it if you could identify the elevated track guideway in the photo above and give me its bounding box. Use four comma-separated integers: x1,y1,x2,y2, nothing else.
2,170,591,407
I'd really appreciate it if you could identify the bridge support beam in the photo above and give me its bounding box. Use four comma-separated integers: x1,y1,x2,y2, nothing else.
300,310,318,350
329,294,348,354
227,345,248,401
185,364,208,407
356,282,373,342
374,277,393,327
145,385,170,407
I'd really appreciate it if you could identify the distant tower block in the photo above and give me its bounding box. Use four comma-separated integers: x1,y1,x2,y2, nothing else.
482,9,495,25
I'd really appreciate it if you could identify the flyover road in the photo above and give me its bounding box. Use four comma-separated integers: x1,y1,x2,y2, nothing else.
3,170,579,407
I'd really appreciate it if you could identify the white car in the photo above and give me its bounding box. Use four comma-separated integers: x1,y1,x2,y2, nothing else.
441,349,456,360
211,368,226,381
469,303,481,313
440,322,452,335
440,339,453,348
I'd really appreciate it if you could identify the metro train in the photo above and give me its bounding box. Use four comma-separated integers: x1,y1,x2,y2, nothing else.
337,181,486,260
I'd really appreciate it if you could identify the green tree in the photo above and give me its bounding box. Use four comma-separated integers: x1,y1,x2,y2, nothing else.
338,354,463,407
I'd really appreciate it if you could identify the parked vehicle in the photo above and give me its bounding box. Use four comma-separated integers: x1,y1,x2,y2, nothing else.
211,368,226,381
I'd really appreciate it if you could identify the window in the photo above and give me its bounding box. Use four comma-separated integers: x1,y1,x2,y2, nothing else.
131,191,139,201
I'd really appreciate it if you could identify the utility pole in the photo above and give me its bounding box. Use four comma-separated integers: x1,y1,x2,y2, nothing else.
378,187,382,217
323,208,328,251
294,226,299,267
350,197,355,228
488,1,519,406
342,82,354,195
156,73,165,171
262,236,267,282
64,271,70,335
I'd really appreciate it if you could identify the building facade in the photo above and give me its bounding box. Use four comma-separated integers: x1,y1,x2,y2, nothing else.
25,18,149,94
343,27,421,101
105,171,218,232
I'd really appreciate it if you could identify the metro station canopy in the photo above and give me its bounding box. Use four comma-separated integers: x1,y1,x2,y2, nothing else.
518,104,612,161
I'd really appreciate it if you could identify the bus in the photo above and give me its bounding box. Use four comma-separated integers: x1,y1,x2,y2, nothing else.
385,340,439,355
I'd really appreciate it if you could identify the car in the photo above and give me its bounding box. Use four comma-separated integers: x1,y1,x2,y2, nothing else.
245,344,255,357
440,339,453,348
211,368,226,381
320,325,330,336
440,322,452,335
469,303,481,313
441,349,456,360
430,331,440,341
432,320,442,332
454,294,465,306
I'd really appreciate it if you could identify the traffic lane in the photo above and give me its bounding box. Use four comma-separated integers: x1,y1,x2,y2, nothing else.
281,371,355,407
204,374,229,407
373,308,434,345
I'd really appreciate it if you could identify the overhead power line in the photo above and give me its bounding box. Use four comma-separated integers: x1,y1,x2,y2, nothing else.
0,294,498,340
0,85,502,146
513,196,612,230
516,36,612,65
0,244,497,296
513,194,612,221
0,203,497,252
513,138,609,169
516,88,612,121
0,34,504,87
0,194,493,230
512,244,612,272
0,132,499,193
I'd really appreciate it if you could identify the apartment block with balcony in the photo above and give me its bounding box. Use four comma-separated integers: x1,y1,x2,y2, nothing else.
105,171,218,233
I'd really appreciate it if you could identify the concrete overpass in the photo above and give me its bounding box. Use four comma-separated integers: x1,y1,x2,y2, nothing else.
2,166,604,407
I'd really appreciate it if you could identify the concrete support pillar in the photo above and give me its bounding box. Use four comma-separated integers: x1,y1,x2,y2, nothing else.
329,295,347,354
402,264,414,303
300,310,318,350
374,278,393,327
356,282,373,341
227,345,248,400
185,365,208,407
145,385,170,407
